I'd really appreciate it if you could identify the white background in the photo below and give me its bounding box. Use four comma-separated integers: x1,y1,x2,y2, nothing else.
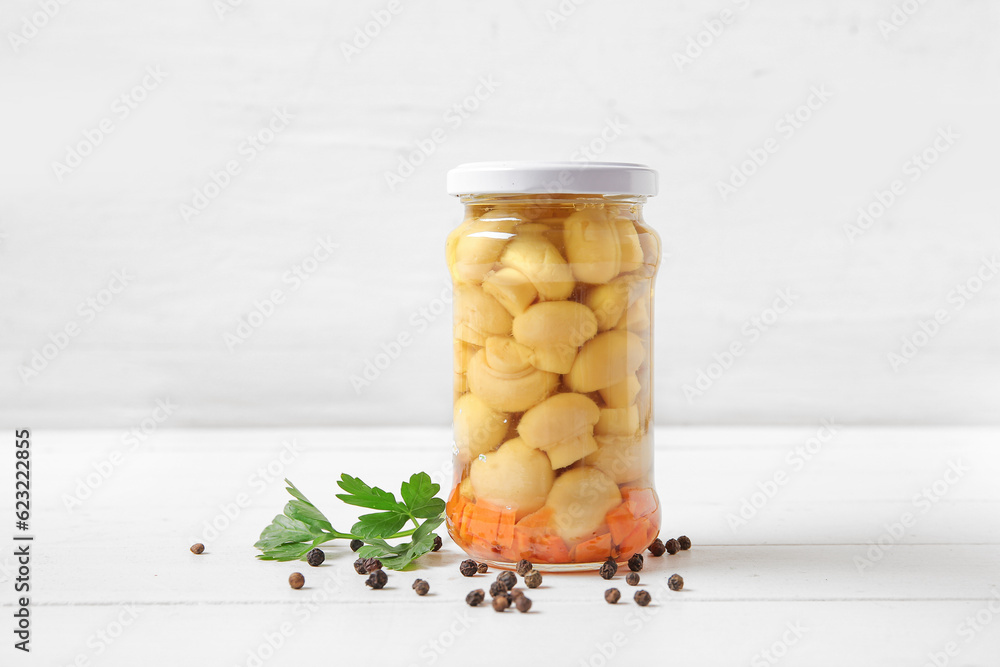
2,0,999,428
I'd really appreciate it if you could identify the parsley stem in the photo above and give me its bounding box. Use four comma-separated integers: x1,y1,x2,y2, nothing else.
390,527,417,539
329,530,355,540
326,528,416,542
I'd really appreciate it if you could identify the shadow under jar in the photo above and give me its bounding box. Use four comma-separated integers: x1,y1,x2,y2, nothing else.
444,162,661,571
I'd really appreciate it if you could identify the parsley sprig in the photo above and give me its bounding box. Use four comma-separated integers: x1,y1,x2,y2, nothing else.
254,473,446,570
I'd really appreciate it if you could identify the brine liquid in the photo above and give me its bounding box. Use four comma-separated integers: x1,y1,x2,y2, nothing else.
446,196,660,568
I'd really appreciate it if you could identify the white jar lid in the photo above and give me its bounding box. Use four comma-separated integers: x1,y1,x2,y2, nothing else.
447,161,658,197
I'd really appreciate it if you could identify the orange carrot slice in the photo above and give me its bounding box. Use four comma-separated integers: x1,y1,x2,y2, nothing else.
496,508,516,550
467,502,503,545
458,501,476,542
644,509,661,543
616,518,652,556
605,502,636,545
529,534,570,563
622,487,658,518
513,506,555,556
446,488,467,530
573,532,613,562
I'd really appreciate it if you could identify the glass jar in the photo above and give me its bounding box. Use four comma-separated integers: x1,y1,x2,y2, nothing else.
444,162,660,570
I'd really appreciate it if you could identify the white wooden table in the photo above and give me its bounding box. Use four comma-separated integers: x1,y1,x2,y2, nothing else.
10,427,999,665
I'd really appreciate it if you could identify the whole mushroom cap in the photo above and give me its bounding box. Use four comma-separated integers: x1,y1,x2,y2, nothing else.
500,234,575,302
470,438,556,520
467,349,559,413
518,393,601,451
584,433,653,485
565,330,646,393
454,393,508,462
545,467,622,542
454,284,513,347
563,208,622,285
452,211,519,283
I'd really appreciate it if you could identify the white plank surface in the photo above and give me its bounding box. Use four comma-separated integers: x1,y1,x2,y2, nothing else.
3,427,999,665
2,0,1000,428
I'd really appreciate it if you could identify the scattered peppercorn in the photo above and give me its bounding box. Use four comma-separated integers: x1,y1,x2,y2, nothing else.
306,548,325,567
460,559,479,577
515,595,532,613
492,595,510,612
626,572,640,586
516,559,533,576
412,579,430,596
668,574,684,591
634,590,651,606
510,588,524,599
647,538,665,557
190,543,205,555
361,557,383,573
431,535,443,552
466,589,485,606
599,557,618,580
489,581,508,597
678,535,692,550
604,588,621,604
497,570,517,590
628,553,644,572
477,562,489,574
350,539,364,552
353,558,367,575
665,538,680,555
288,572,305,589
524,570,542,589
365,570,388,589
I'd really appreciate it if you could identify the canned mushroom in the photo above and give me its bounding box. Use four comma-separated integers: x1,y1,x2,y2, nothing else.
444,162,661,570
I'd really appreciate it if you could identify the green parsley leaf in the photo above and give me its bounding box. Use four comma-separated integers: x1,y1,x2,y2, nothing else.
335,474,405,512
400,472,446,519
254,474,445,569
351,512,409,540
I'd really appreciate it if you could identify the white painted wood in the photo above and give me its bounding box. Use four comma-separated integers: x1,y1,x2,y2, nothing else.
1,1,999,427
4,427,998,665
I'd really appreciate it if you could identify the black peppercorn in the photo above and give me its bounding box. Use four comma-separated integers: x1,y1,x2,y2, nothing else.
497,570,517,590
665,538,680,555
668,574,684,591
431,535,443,552
599,557,618,580
626,572,640,586
353,558,367,575
524,570,542,589
306,548,325,567
514,595,532,613
350,539,364,552
190,543,205,555
412,579,430,596
510,588,524,599
634,590,651,606
460,559,479,577
288,572,304,589
604,588,621,604
365,569,388,589
516,559,533,576
361,557,382,573
477,562,489,574
647,538,665,557
492,595,509,612
489,581,508,597
678,535,692,550
627,553,644,572
465,589,485,606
